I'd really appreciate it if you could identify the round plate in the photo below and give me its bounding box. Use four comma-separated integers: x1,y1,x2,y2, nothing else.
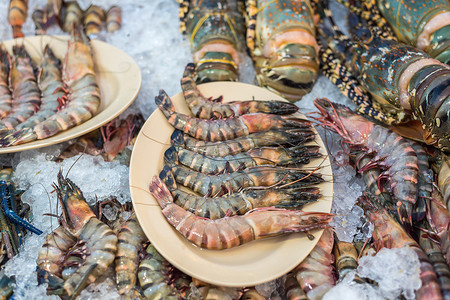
129,82,333,287
0,35,141,153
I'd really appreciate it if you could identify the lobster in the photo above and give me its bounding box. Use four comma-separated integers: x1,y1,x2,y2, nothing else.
178,0,247,83
317,0,450,153
338,0,450,64
244,0,321,102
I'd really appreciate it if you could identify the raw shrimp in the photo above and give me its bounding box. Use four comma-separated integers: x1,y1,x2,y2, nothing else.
428,186,450,266
181,63,299,119
285,271,307,300
138,244,182,299
165,144,321,174
83,5,105,36
159,165,320,219
315,98,419,224
106,6,122,33
1,27,101,146
418,232,450,299
0,45,12,118
171,128,315,157
1,45,40,130
15,45,65,130
358,194,442,300
294,228,336,300
166,163,323,197
61,1,83,33
115,211,147,296
52,171,117,298
156,89,310,142
149,176,332,250
37,226,77,280
8,0,28,38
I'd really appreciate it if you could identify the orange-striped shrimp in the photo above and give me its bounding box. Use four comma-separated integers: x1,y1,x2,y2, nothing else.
106,6,122,33
1,27,101,147
156,89,311,142
181,63,299,119
15,45,64,131
1,45,40,130
53,171,117,298
149,176,333,250
61,1,83,33
8,0,28,38
83,5,105,36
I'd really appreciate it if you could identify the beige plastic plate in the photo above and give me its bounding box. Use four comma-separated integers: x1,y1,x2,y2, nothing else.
130,82,333,287
0,35,141,153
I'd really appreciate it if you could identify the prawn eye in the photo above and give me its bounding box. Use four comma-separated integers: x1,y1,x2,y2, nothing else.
311,216,319,223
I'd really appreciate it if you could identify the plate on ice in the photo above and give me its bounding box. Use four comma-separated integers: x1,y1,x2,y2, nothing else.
129,82,333,287
0,35,141,154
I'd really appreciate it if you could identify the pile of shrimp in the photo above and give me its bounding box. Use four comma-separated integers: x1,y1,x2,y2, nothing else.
151,63,332,251
314,98,450,299
31,1,122,37
0,25,101,148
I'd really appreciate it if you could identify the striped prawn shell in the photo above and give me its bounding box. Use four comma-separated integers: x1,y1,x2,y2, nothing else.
245,0,319,102
350,37,450,151
377,0,450,63
182,0,246,82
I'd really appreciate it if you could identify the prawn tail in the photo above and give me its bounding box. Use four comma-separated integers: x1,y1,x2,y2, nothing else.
155,89,175,119
150,176,174,208
0,128,35,147
163,145,179,165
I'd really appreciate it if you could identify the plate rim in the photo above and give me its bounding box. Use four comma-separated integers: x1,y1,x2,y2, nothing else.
129,81,333,287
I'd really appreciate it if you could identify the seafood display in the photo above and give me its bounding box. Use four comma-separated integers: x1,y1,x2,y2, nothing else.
8,0,28,38
315,98,419,224
178,0,246,82
318,1,450,153
3,0,450,298
156,89,311,142
150,176,332,250
181,63,299,118
31,1,122,36
245,0,320,102
0,27,101,147
339,0,450,64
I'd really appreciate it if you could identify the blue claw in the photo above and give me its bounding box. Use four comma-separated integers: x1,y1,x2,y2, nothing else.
0,182,43,235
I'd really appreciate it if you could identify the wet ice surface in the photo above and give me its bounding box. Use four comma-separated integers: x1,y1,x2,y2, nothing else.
0,0,393,299
324,247,422,300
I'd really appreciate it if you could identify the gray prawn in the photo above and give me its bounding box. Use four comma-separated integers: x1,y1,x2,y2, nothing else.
165,144,321,174
171,128,316,157
181,63,299,119
156,89,310,142
166,163,323,197
159,165,320,219
150,176,333,250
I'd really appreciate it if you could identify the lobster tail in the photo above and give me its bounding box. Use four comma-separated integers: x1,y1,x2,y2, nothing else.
428,25,450,65
408,65,450,151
